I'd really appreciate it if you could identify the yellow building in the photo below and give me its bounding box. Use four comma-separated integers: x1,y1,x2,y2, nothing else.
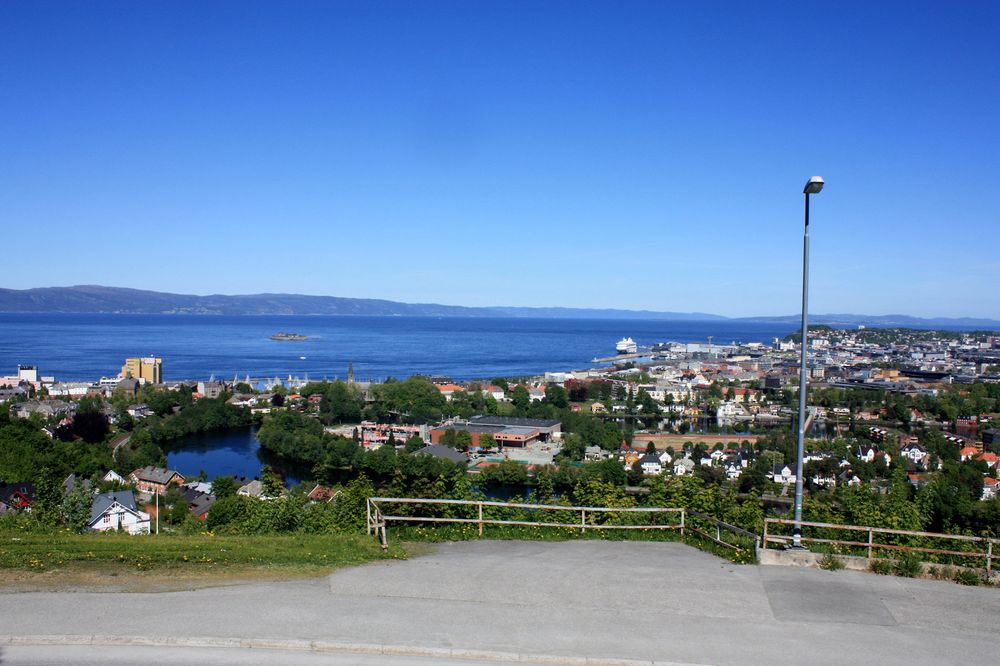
121,357,162,384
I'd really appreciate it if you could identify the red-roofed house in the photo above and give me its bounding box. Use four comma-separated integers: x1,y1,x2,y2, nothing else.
435,384,465,401
976,452,998,469
960,446,979,462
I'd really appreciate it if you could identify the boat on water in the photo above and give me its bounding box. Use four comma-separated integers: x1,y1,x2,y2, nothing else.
271,332,308,341
616,337,638,354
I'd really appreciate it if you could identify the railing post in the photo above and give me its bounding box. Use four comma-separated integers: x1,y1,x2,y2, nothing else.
680,509,685,536
867,528,874,562
581,508,586,533
987,540,993,577
716,523,721,543
762,519,768,550
478,501,484,537
366,498,372,536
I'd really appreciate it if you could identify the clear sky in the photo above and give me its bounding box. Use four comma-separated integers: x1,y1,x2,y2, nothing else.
1,1,997,318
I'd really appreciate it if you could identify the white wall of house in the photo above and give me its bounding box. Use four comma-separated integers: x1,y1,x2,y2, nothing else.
90,503,150,535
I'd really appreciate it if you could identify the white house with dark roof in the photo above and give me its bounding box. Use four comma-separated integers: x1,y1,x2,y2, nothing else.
768,464,796,485
638,453,663,475
900,442,928,465
88,490,150,534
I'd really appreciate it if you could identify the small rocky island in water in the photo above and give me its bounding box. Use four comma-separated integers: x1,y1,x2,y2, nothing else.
270,332,308,341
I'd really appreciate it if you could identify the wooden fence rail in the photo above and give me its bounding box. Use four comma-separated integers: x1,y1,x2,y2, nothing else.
365,497,756,557
763,517,999,573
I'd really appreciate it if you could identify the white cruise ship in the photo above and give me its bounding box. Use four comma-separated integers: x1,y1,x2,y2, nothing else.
616,337,638,354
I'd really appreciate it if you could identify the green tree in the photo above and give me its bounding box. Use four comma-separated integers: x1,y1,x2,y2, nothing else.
261,465,285,498
511,386,531,414
62,483,93,533
211,475,238,499
163,487,190,525
454,431,473,451
544,385,569,408
32,466,64,526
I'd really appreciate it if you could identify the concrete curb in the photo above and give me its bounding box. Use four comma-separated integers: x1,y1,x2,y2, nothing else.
0,634,707,665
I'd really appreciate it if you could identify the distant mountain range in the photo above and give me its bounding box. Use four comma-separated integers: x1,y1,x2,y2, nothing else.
1,285,998,328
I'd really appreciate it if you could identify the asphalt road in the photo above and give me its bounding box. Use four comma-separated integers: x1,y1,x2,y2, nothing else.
1,540,998,665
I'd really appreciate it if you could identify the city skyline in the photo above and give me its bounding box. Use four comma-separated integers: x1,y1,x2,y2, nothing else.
1,1,997,318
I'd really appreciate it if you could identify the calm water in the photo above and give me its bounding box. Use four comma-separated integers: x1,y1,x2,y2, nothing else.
164,427,306,485
0,313,805,382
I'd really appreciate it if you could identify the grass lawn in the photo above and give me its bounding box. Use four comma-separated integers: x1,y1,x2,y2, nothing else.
0,531,411,591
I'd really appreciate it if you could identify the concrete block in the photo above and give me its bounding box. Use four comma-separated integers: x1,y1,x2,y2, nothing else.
310,640,383,654
10,635,87,646
381,643,453,658
241,637,312,651
518,653,588,664
450,647,521,662
174,636,242,649
93,635,175,647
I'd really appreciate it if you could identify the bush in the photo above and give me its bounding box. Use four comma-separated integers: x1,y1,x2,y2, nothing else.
893,553,923,578
870,559,893,575
954,569,981,586
819,553,845,571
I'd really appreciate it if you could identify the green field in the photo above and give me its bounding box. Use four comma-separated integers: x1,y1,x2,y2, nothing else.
0,531,407,579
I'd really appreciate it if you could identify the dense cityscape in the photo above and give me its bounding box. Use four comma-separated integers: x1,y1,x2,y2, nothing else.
4,326,1000,551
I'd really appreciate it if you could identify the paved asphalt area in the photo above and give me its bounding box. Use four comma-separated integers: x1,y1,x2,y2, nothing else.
2,540,999,665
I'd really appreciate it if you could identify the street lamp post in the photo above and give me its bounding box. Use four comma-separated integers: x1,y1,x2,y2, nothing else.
792,176,824,549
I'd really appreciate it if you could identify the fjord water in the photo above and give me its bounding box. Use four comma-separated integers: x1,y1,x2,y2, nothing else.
0,313,799,382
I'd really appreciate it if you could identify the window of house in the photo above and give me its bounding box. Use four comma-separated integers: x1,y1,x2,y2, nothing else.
103,514,110,523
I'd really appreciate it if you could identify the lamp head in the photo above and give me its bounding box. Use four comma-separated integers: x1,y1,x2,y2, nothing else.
804,176,825,194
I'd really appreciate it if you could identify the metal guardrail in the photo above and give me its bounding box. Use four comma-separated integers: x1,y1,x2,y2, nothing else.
366,497,757,557
687,509,760,555
763,518,999,573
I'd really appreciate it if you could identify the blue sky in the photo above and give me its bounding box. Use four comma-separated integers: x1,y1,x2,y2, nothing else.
1,1,997,317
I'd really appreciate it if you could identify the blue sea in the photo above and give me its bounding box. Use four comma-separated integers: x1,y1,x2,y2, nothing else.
0,313,806,382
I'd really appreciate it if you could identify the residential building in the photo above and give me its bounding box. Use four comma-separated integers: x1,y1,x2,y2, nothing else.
178,486,216,520
900,443,928,465
768,464,796,485
673,457,695,476
238,480,264,498
116,377,140,399
306,485,339,502
126,403,153,419
88,491,150,534
434,383,465,400
197,380,225,399
12,400,75,420
130,466,184,494
0,483,34,514
639,453,662,475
